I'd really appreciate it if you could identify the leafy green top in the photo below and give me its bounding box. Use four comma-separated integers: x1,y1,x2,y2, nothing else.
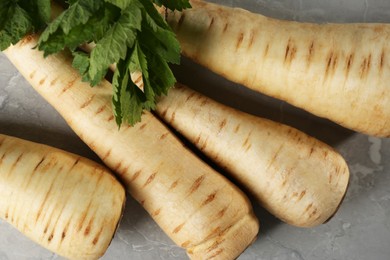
0,0,190,126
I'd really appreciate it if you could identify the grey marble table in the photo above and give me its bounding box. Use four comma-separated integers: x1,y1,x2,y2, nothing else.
1,0,389,259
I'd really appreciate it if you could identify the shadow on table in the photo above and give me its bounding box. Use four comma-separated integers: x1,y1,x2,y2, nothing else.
0,121,100,162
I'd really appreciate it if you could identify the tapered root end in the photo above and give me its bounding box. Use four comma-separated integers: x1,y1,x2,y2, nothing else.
305,159,351,228
323,171,350,224
186,212,259,260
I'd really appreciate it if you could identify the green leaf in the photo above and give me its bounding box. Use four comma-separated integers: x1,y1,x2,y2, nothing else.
0,0,14,29
104,0,133,9
112,55,145,126
39,4,119,55
0,0,51,40
88,2,142,85
3,0,187,126
0,5,33,51
139,0,180,63
152,0,191,11
130,41,155,108
140,22,180,64
39,0,104,47
72,51,91,82
18,0,51,28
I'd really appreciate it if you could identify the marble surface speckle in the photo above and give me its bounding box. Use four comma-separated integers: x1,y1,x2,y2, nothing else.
1,0,390,259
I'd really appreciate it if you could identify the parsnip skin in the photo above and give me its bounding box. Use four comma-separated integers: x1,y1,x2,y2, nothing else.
156,84,350,227
165,0,390,137
4,36,259,260
0,134,125,260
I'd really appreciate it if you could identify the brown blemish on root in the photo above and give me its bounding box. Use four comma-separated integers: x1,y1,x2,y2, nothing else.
70,158,80,171
130,170,142,182
298,190,306,201
39,77,46,85
206,238,225,253
360,54,371,78
169,180,179,190
177,13,186,28
134,74,142,84
13,153,24,167
160,132,169,140
194,134,201,145
284,38,297,65
92,226,104,245
335,165,340,175
152,208,162,217
20,34,36,46
202,191,217,206
95,104,107,115
345,53,354,78
7,153,24,179
209,248,224,258
114,162,122,172
170,112,176,123
219,119,227,132
323,150,328,158
236,33,244,50
200,98,208,107
61,219,71,242
309,208,318,218
160,108,168,118
309,147,315,156
264,43,270,58
380,50,385,71
43,222,49,234
186,92,196,101
200,138,208,150
208,17,215,30
36,182,55,223
33,157,46,171
80,94,96,109
267,144,283,170
143,172,158,187
172,222,185,234
84,218,94,236
50,77,59,86
139,123,147,130
181,240,191,248
102,149,112,160
0,152,7,164
305,203,313,212
107,115,114,122
307,41,315,64
189,175,205,194
248,30,255,48
234,124,240,133
78,202,92,231
60,78,77,95
325,51,338,79
242,131,252,148
223,23,229,33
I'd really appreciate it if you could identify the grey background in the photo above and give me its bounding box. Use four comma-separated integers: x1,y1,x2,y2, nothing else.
0,0,389,259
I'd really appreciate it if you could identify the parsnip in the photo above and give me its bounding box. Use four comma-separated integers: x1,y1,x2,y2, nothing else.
164,0,390,137
0,134,125,259
156,84,350,227
4,36,259,260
